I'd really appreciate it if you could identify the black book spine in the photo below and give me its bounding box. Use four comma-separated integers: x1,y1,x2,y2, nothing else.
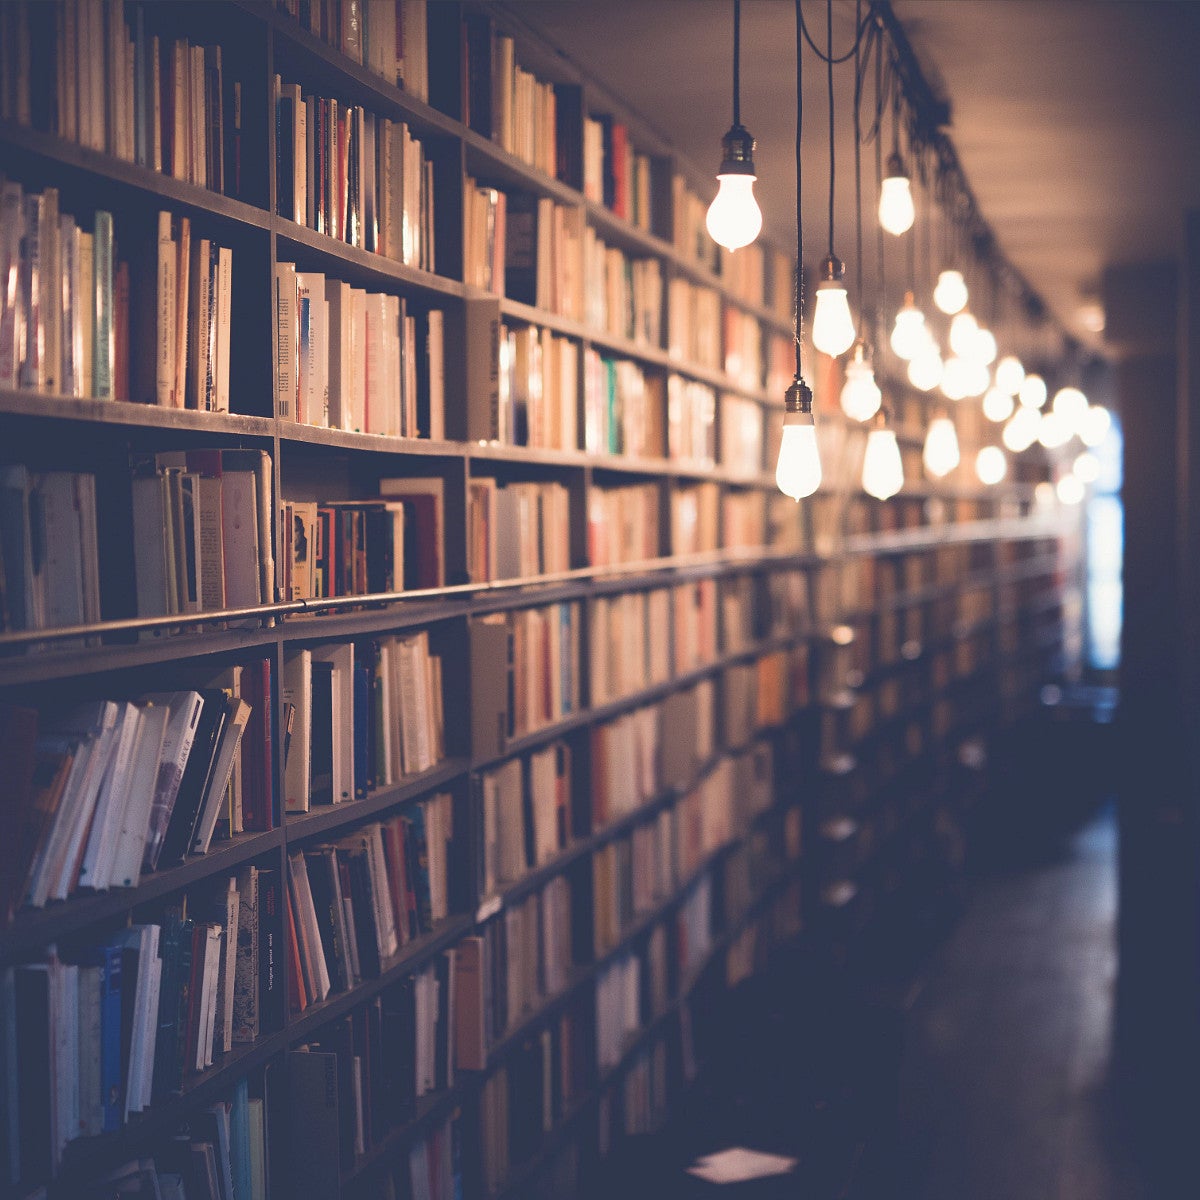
258,868,284,1035
305,850,346,994
308,659,334,806
277,90,295,220
346,850,381,978
157,691,226,868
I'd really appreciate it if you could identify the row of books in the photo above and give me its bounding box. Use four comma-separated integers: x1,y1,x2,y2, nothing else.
582,227,663,347
588,587,672,707
586,480,660,568
275,262,445,438
0,466,100,637
0,185,121,400
140,212,234,411
721,392,767,477
0,1,243,196
466,477,571,585
468,603,582,759
592,816,674,957
285,796,453,1013
490,31,558,179
133,449,274,620
594,950,641,1074
582,113,657,232
2,673,271,924
589,703,662,831
477,740,571,901
2,870,280,1184
505,192,586,320
274,0,430,101
667,277,722,373
477,1007,589,1194
496,320,579,451
673,578,718,675
675,873,715,980
721,575,759,656
477,875,574,1052
671,482,720,557
583,350,665,459
723,488,769,551
614,1036,670,1141
463,179,506,297
671,173,721,276
280,477,444,603
667,375,717,468
276,79,435,269
282,633,444,815
724,306,764,394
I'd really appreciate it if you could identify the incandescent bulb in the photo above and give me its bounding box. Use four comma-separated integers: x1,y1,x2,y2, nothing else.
908,344,944,392
983,386,1015,423
1080,405,1112,447
949,311,979,357
933,269,968,315
941,356,972,401
1073,450,1101,483
890,298,926,360
812,281,856,357
1038,409,1072,449
923,417,961,478
1056,474,1085,505
776,410,822,499
878,167,915,235
862,427,904,499
971,327,997,366
995,355,1025,395
1052,386,1089,430
1002,406,1041,452
963,359,991,398
706,174,763,251
1019,373,1048,409
840,343,882,421
976,445,1007,485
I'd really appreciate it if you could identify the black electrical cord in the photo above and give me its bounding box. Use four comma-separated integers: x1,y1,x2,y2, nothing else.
732,0,741,128
826,0,835,257
794,0,805,376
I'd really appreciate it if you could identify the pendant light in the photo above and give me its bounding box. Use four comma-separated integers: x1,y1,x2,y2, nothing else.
706,0,763,251
862,410,904,500
934,269,968,315
878,83,913,235
949,310,978,357
811,0,855,357
923,414,960,478
982,385,1015,423
890,291,925,359
776,0,821,500
1080,404,1112,447
1002,405,1040,452
976,445,1007,485
840,2,881,422
1018,373,1048,409
994,354,1025,395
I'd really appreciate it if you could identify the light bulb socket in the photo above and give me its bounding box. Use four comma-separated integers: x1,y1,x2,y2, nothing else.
783,377,814,417
820,255,846,284
850,336,871,364
870,405,892,430
884,152,908,182
718,124,757,176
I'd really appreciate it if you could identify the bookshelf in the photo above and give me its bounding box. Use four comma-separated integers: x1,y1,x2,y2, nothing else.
0,3,1074,1198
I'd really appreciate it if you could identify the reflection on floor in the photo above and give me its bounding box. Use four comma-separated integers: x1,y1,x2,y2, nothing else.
893,805,1144,1200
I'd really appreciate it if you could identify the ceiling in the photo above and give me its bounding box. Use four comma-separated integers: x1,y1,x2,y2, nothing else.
502,0,1200,360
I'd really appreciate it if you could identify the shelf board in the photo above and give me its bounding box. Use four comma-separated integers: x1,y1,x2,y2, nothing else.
0,829,284,961
284,759,469,843
0,119,273,229
0,389,276,435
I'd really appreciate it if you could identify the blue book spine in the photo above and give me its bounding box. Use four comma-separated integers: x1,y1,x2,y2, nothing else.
230,1077,252,1200
99,944,123,1132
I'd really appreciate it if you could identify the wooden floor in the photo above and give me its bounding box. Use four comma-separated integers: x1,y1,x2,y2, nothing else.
892,806,1144,1200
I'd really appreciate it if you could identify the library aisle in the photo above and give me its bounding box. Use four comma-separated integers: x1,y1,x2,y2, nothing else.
890,803,1143,1200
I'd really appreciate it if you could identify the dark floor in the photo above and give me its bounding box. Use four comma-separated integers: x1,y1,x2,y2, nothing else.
598,804,1148,1200
891,806,1144,1200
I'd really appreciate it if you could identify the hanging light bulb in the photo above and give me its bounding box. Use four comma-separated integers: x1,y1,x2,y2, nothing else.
982,385,1015,423
949,311,979,358
964,359,990,398
706,130,762,251
776,379,822,499
1056,473,1085,505
971,326,997,366
975,445,1007,486
933,269,968,315
878,153,915,235
1080,404,1112,447
1019,373,1048,409
923,416,960,478
890,292,925,360
706,0,762,251
1052,386,1089,430
995,355,1025,395
840,339,882,421
812,256,856,357
1037,409,1072,449
1073,450,1101,483
908,342,944,392
1002,405,1041,452
941,356,972,401
862,413,904,500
